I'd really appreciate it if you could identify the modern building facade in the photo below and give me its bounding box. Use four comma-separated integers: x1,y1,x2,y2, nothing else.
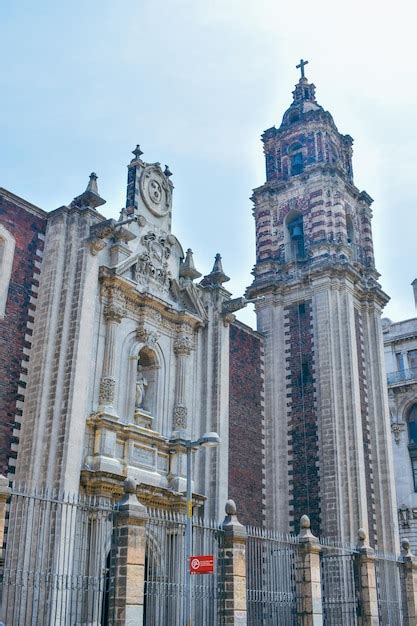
384,283,417,552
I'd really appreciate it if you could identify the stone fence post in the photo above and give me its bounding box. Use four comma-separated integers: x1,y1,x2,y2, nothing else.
355,528,379,626
296,514,323,626
111,478,148,626
221,499,247,625
399,538,417,626
0,475,10,563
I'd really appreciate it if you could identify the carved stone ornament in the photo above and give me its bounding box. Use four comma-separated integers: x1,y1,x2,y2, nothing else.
134,252,171,291
103,302,125,323
136,325,159,348
89,239,107,256
173,405,188,429
174,334,192,356
99,376,115,404
391,421,405,444
140,165,172,217
142,231,172,263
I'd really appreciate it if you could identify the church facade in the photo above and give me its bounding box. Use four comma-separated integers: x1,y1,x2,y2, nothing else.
0,65,401,552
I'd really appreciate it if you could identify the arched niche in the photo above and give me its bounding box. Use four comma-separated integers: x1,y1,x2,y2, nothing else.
136,347,158,417
122,334,165,430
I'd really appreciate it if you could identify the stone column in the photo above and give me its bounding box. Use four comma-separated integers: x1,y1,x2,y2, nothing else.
111,478,148,626
99,302,124,414
172,330,192,431
400,538,417,626
296,515,323,626
221,500,247,625
0,475,10,563
355,528,379,626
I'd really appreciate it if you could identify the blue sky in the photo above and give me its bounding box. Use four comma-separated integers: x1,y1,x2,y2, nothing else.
1,0,416,326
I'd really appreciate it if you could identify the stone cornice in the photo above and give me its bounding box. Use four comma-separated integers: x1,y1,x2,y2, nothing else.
99,267,204,330
248,262,389,308
251,165,371,208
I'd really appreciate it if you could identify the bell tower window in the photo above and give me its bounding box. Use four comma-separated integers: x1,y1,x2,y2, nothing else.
285,212,305,261
288,143,304,176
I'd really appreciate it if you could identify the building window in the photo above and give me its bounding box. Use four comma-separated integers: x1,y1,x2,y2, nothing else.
408,350,417,370
396,353,405,372
412,458,417,492
407,404,417,444
0,226,16,319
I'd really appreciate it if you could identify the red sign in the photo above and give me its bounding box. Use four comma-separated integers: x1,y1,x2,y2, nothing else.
189,554,214,575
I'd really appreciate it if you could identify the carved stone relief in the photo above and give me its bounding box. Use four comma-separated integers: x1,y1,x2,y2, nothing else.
173,405,188,429
99,376,116,404
136,325,160,348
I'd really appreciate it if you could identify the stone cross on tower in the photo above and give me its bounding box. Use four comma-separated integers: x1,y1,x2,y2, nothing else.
296,58,309,79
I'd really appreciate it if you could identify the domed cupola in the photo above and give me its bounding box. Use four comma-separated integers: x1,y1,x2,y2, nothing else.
262,60,353,184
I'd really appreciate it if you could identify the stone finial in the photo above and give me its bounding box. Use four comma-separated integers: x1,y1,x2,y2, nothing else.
357,528,367,548
164,164,173,178
225,499,237,516
222,499,245,535
200,253,230,287
116,476,148,520
298,514,317,541
402,538,413,558
132,144,144,160
71,172,106,210
179,248,202,281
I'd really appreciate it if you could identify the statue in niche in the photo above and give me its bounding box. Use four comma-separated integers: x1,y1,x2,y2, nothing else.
135,374,148,409
134,347,157,428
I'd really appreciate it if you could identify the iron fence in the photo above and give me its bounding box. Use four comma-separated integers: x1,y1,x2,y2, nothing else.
0,485,115,626
246,526,299,625
375,551,404,625
320,544,358,626
143,509,224,626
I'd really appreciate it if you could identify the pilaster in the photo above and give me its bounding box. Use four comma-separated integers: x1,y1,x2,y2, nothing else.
99,301,125,416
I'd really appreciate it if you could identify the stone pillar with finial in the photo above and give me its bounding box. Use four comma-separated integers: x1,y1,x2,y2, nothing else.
355,528,379,626
296,514,323,626
111,477,149,626
221,499,247,625
400,538,417,625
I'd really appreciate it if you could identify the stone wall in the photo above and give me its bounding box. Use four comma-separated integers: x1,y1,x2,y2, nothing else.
0,189,46,478
228,321,264,526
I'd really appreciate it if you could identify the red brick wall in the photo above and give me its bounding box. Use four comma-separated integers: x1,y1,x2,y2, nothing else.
0,191,46,477
229,321,264,526
286,301,321,535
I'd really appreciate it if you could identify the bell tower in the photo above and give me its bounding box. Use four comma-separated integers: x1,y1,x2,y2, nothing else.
247,62,398,549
